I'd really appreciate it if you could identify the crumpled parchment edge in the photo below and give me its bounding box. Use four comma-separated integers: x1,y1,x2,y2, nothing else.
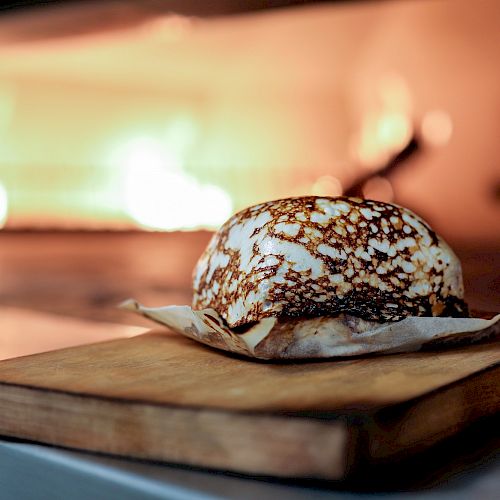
120,299,500,360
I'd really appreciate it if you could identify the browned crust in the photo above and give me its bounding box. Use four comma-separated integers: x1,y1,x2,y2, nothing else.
193,196,467,327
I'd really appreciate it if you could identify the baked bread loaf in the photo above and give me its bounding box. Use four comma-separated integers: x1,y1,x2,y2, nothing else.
193,197,467,328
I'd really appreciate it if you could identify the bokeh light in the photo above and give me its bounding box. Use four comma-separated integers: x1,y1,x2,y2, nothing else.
109,135,232,230
354,73,413,170
362,176,394,202
421,109,453,146
310,175,343,197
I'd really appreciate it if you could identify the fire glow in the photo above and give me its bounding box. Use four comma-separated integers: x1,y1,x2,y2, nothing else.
0,0,497,240
109,136,233,230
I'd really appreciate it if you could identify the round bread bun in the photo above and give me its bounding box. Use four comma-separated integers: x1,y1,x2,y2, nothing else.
192,196,467,328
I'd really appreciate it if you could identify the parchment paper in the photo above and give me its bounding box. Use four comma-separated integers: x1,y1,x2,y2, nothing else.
120,299,500,360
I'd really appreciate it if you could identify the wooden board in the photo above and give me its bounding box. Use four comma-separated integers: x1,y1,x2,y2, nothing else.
0,328,499,480
0,306,146,361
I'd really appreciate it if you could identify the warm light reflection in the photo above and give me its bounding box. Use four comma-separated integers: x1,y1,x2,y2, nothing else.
354,73,413,169
378,73,412,112
356,111,412,169
421,110,453,146
111,135,232,230
362,176,394,202
142,14,193,43
0,182,8,227
311,175,343,197
0,82,15,132
124,167,232,230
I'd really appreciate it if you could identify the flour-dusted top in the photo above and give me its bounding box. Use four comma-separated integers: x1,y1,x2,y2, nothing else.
192,197,467,328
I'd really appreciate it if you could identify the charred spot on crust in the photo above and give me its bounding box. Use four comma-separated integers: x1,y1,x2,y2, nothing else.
192,196,467,328
441,296,469,317
264,289,468,324
231,321,260,334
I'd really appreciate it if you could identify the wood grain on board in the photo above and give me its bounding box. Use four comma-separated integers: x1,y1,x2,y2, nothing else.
0,319,498,480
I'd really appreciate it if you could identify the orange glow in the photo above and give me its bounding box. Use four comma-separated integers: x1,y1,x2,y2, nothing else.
0,0,498,241
421,110,453,146
123,166,233,230
142,14,193,43
109,135,233,230
362,176,394,203
310,176,343,197
356,111,412,169
354,73,413,169
377,73,412,112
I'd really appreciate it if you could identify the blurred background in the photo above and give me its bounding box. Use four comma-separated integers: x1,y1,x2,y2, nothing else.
0,0,499,342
